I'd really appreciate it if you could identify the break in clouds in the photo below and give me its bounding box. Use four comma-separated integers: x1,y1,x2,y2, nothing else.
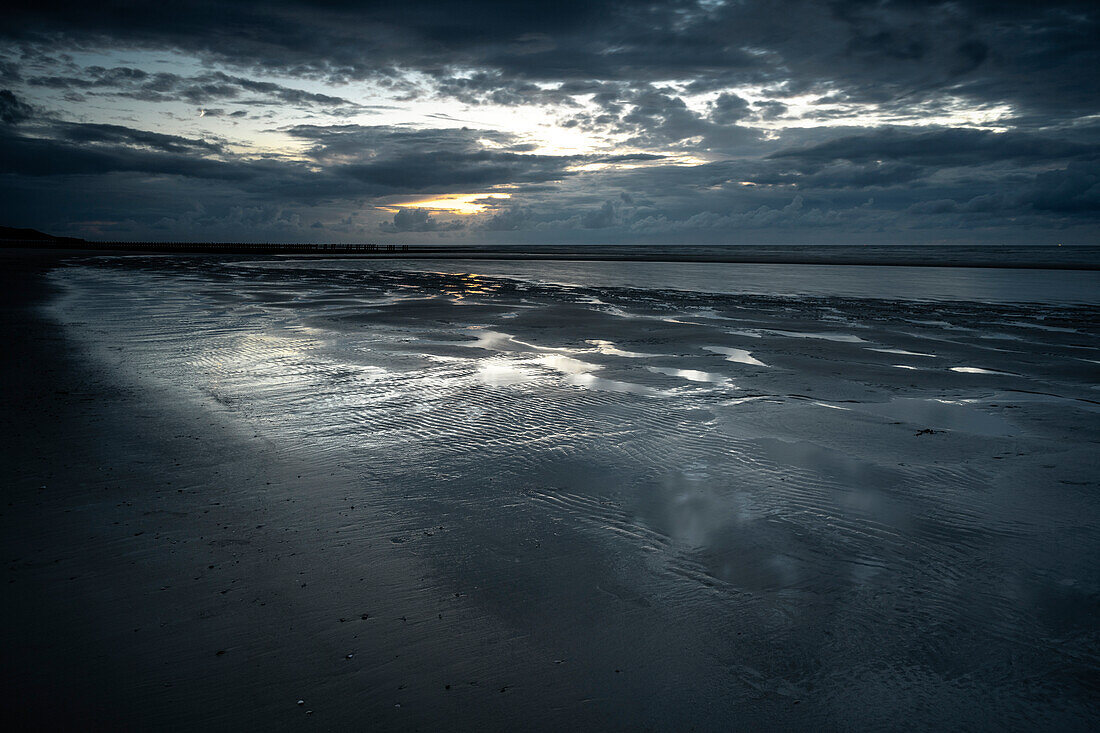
1,0,1098,243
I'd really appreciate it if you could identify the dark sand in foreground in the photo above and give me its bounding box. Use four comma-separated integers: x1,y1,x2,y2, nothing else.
2,256,575,730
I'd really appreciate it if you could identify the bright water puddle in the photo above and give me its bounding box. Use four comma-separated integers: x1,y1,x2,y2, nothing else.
869,347,937,357
470,329,562,354
726,328,867,343
473,340,667,396
950,366,1017,375
586,339,657,358
768,330,868,343
661,317,707,326
478,354,664,396
648,366,731,385
537,354,597,374
466,329,674,395
703,346,768,366
1006,321,1078,333
476,358,535,386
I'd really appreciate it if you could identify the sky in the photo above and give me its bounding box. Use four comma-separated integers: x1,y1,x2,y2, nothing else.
1,1,1098,244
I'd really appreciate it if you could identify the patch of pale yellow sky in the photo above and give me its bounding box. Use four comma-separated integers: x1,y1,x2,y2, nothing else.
379,193,513,215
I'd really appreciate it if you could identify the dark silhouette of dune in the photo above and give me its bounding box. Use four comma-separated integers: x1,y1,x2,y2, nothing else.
0,225,85,244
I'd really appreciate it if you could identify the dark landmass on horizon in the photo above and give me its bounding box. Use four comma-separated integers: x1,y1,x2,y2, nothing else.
3,226,1099,270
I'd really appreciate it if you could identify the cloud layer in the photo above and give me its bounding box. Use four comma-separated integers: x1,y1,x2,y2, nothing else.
1,1,1097,242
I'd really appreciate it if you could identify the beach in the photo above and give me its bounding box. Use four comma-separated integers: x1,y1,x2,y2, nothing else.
2,251,1099,730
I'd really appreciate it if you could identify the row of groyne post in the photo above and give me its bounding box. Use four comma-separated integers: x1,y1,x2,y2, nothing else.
59,242,411,254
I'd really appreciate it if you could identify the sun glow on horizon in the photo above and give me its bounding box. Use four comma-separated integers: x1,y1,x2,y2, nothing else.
382,192,512,215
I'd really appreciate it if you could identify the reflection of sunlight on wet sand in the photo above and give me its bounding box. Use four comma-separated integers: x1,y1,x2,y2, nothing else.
439,272,497,300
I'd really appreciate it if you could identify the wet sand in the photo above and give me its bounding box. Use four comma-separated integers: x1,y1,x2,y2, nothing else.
3,252,1099,730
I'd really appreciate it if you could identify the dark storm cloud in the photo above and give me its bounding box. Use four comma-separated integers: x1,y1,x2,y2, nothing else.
770,128,1100,168
5,1,1098,116
24,65,363,109
0,60,21,83
906,163,1100,217
0,131,250,179
341,150,571,191
284,124,578,192
0,117,579,201
481,205,533,232
597,153,667,164
285,124,519,161
52,121,225,154
0,89,33,123
380,208,464,233
558,83,759,153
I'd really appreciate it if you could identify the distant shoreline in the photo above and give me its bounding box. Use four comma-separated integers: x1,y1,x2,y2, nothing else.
3,240,1099,270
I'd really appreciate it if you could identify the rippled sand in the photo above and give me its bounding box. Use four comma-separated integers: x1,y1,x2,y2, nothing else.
42,256,1100,729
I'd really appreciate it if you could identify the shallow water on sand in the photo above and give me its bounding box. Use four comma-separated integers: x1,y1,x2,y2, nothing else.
247,256,1100,304
51,256,1100,728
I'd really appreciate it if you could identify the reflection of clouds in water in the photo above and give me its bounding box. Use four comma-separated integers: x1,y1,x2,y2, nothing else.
853,396,1017,436
646,463,739,549
636,465,804,592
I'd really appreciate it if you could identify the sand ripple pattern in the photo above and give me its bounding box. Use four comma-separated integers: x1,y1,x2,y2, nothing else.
49,257,1100,728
